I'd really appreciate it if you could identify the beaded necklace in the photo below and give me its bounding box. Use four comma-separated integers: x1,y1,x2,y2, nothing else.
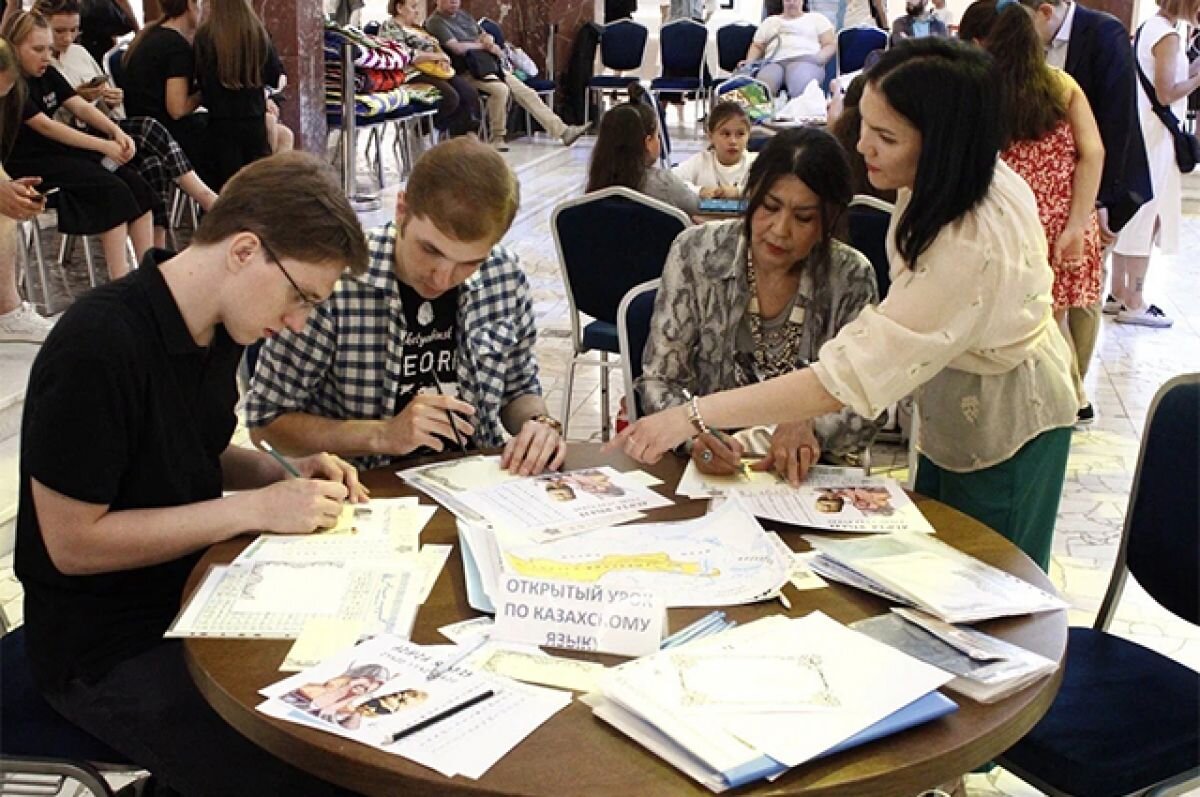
745,250,807,380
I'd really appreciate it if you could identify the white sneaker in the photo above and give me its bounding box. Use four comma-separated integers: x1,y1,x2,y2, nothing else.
1102,294,1124,315
1115,304,1173,328
0,302,55,344
560,124,590,146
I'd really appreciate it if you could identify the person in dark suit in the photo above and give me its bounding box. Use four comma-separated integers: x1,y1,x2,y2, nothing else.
1015,0,1152,424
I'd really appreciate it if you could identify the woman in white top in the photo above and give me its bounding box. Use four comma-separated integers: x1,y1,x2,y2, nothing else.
610,39,1077,571
742,0,835,98
672,101,757,197
1110,0,1200,328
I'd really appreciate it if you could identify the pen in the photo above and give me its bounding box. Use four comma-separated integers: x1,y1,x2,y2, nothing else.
259,439,302,478
426,634,490,681
385,689,496,743
660,610,726,649
681,388,748,478
431,373,468,453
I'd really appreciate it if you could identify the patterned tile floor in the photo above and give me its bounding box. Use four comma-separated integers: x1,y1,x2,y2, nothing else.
4,120,1198,796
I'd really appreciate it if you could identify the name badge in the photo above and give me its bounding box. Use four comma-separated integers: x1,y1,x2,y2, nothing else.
493,577,664,657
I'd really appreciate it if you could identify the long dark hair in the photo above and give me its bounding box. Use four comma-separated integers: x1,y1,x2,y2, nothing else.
829,74,897,202
586,82,658,193
985,5,1066,146
0,37,26,158
194,0,271,90
865,38,1001,267
742,126,853,282
124,0,190,65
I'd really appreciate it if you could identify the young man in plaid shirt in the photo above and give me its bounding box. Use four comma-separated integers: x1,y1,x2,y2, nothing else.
246,136,567,475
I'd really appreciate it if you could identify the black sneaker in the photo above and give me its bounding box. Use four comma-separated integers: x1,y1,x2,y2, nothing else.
1075,403,1095,427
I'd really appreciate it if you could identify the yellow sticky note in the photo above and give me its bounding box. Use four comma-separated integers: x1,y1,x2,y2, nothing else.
279,618,364,672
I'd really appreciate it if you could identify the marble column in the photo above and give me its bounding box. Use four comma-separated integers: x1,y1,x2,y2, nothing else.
255,0,327,154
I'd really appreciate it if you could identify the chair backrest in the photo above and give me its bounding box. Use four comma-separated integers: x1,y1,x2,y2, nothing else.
1,627,130,792
363,20,381,35
104,44,127,90
617,279,661,422
1096,373,1200,630
479,17,505,47
847,194,894,299
836,26,887,75
551,187,689,351
599,19,649,72
659,18,708,76
716,22,757,74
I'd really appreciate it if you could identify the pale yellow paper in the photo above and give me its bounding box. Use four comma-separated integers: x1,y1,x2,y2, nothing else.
279,618,364,672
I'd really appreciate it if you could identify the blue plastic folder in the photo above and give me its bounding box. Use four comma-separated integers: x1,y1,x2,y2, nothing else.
718,691,958,788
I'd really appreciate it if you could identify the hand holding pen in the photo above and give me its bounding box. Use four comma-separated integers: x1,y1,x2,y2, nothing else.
378,385,475,455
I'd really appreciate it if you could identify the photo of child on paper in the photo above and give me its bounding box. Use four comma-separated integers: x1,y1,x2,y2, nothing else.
814,487,896,517
282,662,389,730
353,687,429,720
560,469,627,498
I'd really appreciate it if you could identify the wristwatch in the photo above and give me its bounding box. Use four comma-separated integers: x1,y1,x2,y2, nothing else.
530,414,564,435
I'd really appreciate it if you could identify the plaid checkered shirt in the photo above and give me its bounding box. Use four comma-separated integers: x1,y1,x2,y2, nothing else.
244,222,543,470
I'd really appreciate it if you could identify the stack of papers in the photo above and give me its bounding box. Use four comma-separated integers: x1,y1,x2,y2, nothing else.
588,612,956,792
257,635,571,780
166,498,440,640
459,499,791,612
852,609,1059,703
678,465,935,535
805,533,1069,623
401,456,673,541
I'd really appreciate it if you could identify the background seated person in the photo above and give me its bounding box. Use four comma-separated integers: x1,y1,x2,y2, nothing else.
246,137,566,477
742,0,835,99
122,0,214,185
891,0,949,41
16,152,369,795
424,0,586,151
639,127,882,484
586,83,699,216
40,0,217,249
379,0,481,137
2,10,156,280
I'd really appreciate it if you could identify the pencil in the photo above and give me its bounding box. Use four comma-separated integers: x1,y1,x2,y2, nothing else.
259,440,302,478
431,373,468,453
386,689,496,743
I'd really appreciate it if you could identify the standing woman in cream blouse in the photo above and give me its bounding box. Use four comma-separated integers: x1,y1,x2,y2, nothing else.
610,38,1077,571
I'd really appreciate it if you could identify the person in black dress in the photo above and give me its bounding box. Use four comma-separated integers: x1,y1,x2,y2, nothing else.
121,0,214,185
1,11,155,279
193,0,282,190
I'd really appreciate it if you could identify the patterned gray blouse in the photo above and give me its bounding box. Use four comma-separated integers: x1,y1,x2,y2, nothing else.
637,218,882,457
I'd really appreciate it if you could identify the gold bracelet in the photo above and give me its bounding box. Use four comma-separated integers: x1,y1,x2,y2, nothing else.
530,414,563,435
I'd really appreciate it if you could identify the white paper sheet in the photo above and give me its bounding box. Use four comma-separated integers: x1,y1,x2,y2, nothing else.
257,635,570,779
166,561,420,639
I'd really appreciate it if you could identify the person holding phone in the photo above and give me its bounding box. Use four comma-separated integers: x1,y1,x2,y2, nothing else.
37,0,218,249
0,37,56,344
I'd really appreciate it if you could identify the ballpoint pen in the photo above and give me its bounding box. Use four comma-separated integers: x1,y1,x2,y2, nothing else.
660,611,726,649
426,634,490,681
431,373,468,453
259,439,302,478
385,689,496,744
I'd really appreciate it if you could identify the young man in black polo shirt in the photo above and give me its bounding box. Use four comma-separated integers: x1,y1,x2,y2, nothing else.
15,152,370,795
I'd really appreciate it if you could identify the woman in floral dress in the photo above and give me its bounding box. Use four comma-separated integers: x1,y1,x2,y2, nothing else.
986,3,1104,418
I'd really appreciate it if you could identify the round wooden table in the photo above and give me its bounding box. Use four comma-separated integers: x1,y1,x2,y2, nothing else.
184,446,1066,797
